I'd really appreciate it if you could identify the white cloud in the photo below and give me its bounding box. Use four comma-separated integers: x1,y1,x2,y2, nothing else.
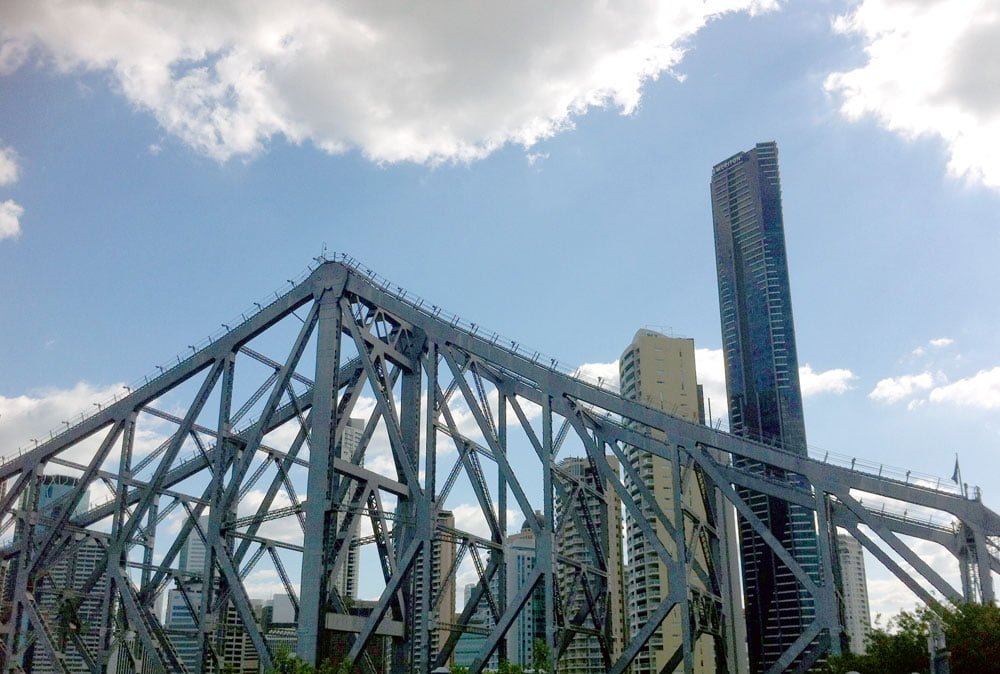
799,364,857,397
0,145,18,185
868,372,935,404
695,348,727,425
0,0,776,163
928,366,1000,409
826,0,1000,190
573,360,620,390
0,382,176,481
243,568,291,600
929,337,954,348
0,382,126,457
0,199,23,240
451,502,524,541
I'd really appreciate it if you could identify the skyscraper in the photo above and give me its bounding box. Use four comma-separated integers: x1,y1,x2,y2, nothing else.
711,141,823,671
836,534,871,655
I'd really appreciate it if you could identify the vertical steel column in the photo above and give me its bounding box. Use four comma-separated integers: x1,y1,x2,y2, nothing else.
540,396,557,667
671,447,694,673
496,391,508,665
972,528,996,602
3,464,42,674
298,287,343,665
814,493,842,657
105,410,138,670
421,344,438,670
400,359,424,672
199,351,235,672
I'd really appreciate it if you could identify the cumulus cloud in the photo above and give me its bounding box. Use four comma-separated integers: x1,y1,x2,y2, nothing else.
0,145,18,185
0,382,128,457
0,0,776,163
0,199,23,240
826,0,1000,189
868,372,935,404
695,348,728,423
573,360,620,390
928,366,1000,409
799,364,857,397
929,337,954,348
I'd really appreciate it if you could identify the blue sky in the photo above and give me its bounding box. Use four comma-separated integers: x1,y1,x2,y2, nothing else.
1,0,999,619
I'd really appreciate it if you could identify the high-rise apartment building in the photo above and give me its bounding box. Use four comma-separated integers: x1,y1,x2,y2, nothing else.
711,141,823,671
620,330,730,673
555,456,626,673
22,475,109,674
836,534,871,655
334,419,365,603
410,510,457,666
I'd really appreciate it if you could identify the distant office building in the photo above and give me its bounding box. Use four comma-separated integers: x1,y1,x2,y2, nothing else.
163,516,262,673
711,141,824,671
23,475,109,674
266,593,297,628
504,521,546,667
453,583,499,671
555,456,626,673
164,588,202,672
837,534,871,654
334,419,365,603
409,510,457,665
620,330,739,673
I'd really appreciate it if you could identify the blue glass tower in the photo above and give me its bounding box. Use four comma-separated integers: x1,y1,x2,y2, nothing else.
711,142,822,672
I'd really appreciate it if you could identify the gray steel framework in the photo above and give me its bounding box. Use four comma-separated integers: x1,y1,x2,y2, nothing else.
0,258,997,674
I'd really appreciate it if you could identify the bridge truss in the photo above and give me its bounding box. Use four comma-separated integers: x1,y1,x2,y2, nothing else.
1,258,998,674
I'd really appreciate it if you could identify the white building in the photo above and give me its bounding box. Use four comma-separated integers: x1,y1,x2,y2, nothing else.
837,534,872,654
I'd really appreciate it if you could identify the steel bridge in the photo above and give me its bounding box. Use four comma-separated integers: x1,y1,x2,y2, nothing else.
1,257,998,674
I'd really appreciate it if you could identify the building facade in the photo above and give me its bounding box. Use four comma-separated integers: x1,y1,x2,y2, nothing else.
555,456,626,673
504,523,546,668
22,475,109,674
836,534,871,654
711,141,824,671
620,330,738,673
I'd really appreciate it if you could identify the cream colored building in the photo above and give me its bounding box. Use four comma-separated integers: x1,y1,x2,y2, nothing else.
837,533,871,654
620,330,746,674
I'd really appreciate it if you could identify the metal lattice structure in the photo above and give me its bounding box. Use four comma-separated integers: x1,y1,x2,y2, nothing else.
1,257,998,674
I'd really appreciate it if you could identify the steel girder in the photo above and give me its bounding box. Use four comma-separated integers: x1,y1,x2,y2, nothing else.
0,258,997,674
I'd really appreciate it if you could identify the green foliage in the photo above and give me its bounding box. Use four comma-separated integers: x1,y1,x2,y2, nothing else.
496,661,524,674
532,638,551,672
267,645,316,674
265,645,349,674
821,601,1000,674
450,666,470,674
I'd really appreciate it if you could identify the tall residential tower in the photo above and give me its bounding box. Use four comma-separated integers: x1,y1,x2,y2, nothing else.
711,142,824,671
620,330,728,673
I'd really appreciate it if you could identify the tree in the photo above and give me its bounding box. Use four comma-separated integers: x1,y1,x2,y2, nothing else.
532,638,552,672
821,601,1000,674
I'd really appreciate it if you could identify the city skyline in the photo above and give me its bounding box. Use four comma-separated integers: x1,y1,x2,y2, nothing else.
2,0,999,641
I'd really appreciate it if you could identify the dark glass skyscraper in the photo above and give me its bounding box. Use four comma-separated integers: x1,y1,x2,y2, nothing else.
711,142,822,672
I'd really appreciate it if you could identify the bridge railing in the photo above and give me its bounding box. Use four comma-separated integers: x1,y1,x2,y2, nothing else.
3,253,974,505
